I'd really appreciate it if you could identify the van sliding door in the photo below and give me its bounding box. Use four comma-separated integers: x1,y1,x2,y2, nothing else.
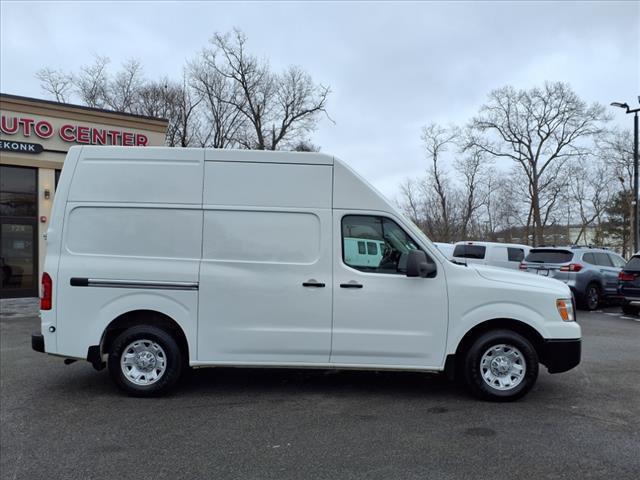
197,160,333,363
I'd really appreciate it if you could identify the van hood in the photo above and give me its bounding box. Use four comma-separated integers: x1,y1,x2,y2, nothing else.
469,263,570,295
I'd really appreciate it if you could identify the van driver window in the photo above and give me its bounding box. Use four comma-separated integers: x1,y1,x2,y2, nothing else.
342,215,431,274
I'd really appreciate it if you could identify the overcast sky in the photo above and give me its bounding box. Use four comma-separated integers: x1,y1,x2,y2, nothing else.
1,1,638,200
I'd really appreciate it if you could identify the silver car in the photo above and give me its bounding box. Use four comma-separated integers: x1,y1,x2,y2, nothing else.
520,246,626,310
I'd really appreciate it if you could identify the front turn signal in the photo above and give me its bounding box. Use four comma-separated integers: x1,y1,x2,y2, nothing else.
556,298,575,322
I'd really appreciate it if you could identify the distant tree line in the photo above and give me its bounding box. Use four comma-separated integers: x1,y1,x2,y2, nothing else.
36,28,330,152
399,82,635,255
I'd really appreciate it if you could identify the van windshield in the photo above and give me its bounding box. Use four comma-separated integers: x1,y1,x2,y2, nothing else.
525,249,573,264
453,245,486,259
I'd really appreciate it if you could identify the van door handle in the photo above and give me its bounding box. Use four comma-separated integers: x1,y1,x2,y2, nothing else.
302,280,325,288
340,282,363,289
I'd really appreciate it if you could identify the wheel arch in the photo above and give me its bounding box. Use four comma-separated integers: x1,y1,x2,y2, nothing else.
99,310,190,362
448,318,545,378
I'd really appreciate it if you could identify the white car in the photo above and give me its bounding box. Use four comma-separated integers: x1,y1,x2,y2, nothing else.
33,146,581,401
452,241,531,270
433,242,455,259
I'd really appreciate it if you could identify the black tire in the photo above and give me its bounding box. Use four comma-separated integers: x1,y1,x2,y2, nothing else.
463,329,539,402
580,283,601,311
108,325,184,397
622,304,640,316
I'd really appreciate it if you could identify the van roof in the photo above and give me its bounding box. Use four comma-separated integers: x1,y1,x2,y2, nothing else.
71,146,334,166
205,148,334,165
68,145,398,213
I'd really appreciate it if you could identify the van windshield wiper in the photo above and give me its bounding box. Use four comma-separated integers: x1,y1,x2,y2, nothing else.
450,260,467,266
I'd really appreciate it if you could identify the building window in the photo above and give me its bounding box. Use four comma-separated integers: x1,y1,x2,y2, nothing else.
0,165,37,217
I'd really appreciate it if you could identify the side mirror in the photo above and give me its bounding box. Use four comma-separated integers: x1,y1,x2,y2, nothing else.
406,250,436,278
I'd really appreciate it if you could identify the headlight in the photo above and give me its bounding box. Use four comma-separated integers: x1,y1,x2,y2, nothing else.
556,298,575,322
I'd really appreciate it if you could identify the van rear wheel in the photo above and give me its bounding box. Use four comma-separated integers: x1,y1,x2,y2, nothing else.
463,330,539,402
108,325,183,397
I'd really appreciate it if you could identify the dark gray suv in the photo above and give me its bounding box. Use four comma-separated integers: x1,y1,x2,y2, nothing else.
520,246,626,310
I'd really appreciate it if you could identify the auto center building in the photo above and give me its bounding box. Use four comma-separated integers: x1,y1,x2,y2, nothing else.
0,93,168,298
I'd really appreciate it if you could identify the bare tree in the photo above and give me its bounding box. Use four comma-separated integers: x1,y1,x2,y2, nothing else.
189,51,247,148
207,29,330,150
33,30,330,151
455,143,492,239
567,156,615,245
135,77,199,147
105,59,144,113
466,81,609,246
421,123,459,242
272,65,330,149
35,67,73,102
291,140,321,152
398,178,423,228
596,127,634,253
159,73,202,147
75,55,110,108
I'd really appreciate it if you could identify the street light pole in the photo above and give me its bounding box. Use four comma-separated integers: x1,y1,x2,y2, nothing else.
634,111,639,253
611,100,640,254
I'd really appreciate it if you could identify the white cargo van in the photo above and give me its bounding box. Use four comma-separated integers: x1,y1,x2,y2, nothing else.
452,241,531,270
33,146,581,401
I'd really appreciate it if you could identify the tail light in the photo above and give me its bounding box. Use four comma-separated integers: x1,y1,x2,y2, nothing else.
560,263,583,272
519,262,528,271
619,272,636,281
40,272,52,310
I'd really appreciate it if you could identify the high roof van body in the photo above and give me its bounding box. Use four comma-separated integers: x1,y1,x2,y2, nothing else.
32,147,581,400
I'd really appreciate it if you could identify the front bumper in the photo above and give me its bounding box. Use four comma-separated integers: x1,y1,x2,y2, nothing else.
541,338,581,374
31,332,45,353
621,295,640,304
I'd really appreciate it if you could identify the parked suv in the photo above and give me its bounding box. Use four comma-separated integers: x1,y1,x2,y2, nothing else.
618,252,640,315
520,246,627,310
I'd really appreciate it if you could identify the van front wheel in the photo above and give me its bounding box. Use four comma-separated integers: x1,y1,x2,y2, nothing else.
108,325,183,397
463,330,539,402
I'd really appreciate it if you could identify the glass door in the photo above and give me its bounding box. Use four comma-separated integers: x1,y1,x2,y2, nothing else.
0,165,39,298
1,220,38,297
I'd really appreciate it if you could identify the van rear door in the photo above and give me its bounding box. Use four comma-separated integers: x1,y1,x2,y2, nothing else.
56,147,203,359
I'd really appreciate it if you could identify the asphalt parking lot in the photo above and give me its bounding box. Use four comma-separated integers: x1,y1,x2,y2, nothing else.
1,299,639,480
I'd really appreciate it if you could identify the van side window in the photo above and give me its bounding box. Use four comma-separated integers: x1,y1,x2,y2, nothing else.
507,248,524,262
342,215,429,274
453,244,486,259
358,241,366,255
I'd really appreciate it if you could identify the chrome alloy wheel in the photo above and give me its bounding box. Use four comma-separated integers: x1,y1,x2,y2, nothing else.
120,339,167,386
480,344,526,391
